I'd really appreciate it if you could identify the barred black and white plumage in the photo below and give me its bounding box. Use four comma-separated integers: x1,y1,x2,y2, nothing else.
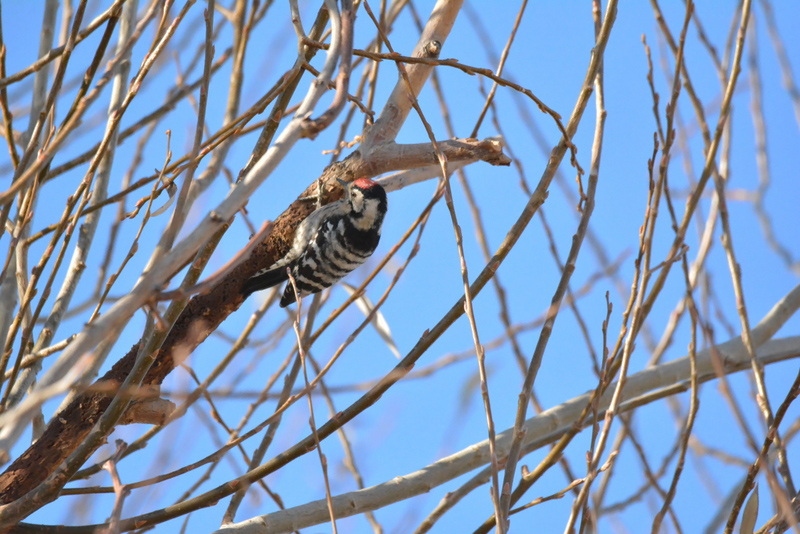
242,178,388,307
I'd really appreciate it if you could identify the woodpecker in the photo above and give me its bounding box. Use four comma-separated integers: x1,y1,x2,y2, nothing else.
243,178,388,307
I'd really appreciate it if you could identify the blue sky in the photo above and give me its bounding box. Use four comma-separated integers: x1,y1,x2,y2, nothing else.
1,1,799,532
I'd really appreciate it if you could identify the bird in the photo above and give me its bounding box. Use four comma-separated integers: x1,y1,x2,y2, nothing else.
242,178,388,307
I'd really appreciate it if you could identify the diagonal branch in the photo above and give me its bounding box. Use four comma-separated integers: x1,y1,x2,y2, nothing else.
213,326,800,533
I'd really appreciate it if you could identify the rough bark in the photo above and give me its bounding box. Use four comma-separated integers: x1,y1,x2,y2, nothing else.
0,140,509,506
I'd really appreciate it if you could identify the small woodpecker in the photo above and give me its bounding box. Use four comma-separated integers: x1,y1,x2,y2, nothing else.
242,178,388,307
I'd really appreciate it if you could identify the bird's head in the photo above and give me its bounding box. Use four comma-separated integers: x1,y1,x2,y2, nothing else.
341,178,388,226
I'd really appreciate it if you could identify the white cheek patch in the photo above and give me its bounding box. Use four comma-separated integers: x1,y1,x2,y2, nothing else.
352,199,382,230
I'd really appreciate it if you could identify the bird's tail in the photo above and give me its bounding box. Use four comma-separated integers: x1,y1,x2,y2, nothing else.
241,266,289,297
